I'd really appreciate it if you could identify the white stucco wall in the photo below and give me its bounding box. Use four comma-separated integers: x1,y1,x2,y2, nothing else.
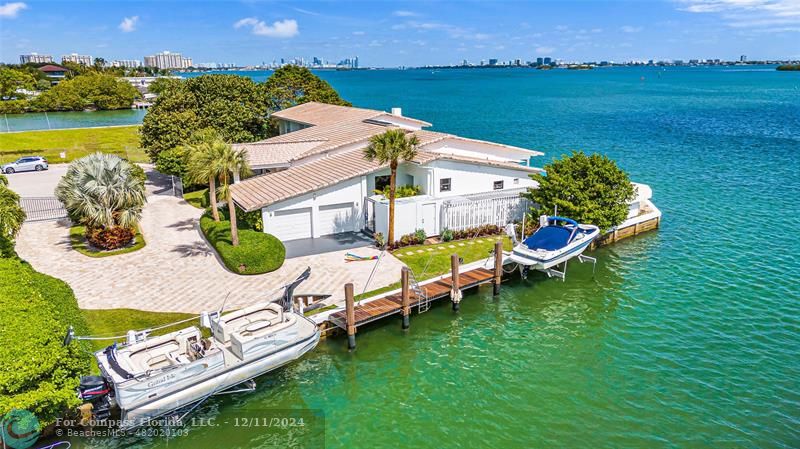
430,160,537,198
261,176,367,239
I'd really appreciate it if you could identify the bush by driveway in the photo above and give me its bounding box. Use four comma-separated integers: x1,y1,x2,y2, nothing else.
200,213,285,274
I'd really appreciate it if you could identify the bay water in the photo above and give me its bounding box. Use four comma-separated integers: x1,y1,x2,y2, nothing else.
67,67,800,448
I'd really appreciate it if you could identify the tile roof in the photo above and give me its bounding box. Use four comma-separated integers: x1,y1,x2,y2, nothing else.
231,148,536,212
271,102,385,126
233,141,323,167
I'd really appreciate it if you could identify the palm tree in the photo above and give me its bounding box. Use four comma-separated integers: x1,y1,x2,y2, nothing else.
55,153,146,249
363,129,419,245
0,174,26,242
215,144,252,246
186,130,226,222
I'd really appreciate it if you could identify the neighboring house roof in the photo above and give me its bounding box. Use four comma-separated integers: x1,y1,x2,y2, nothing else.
38,64,67,72
233,141,324,167
231,148,538,212
271,101,431,128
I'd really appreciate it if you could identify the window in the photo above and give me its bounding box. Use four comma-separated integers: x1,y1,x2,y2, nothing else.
493,181,504,190
440,178,451,192
374,175,391,192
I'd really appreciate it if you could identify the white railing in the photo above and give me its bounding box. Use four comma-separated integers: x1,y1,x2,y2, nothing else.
440,191,529,232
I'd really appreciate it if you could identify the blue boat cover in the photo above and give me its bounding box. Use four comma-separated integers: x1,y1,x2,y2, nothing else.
548,216,579,227
523,226,573,251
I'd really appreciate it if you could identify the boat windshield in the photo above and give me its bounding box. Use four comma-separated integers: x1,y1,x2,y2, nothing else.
523,226,573,250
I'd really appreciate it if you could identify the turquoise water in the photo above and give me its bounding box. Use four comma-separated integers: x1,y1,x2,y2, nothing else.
0,109,146,132
67,67,799,448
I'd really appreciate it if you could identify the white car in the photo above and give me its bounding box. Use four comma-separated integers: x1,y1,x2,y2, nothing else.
2,156,49,174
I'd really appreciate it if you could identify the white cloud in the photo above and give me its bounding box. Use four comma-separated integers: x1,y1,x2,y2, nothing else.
536,46,555,54
678,0,800,29
234,18,299,38
0,2,27,18
368,40,382,47
393,10,418,17
620,25,643,32
352,31,365,35
119,16,138,32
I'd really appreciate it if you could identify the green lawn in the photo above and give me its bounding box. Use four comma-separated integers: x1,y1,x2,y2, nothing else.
69,224,146,257
0,125,146,164
184,188,209,209
81,308,201,352
356,235,512,300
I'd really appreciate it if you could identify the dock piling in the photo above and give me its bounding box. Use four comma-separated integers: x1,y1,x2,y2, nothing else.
493,240,503,296
451,254,461,311
345,283,356,350
401,267,411,330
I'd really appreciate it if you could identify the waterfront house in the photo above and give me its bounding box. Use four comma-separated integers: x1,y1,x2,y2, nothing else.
37,64,69,84
230,102,542,242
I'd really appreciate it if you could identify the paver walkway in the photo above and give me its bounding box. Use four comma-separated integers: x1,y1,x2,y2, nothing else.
15,168,405,313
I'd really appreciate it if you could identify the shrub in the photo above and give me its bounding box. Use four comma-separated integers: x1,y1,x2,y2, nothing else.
0,257,91,426
237,208,264,232
373,184,422,199
441,228,454,242
127,163,147,189
199,212,285,274
524,150,635,231
414,228,427,242
154,146,189,177
86,226,136,250
374,232,385,248
0,99,27,114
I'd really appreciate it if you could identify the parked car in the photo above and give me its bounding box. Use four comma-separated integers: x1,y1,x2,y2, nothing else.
1,156,49,174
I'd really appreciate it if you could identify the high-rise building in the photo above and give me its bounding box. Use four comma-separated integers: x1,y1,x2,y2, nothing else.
543,57,552,65
536,57,544,66
112,60,142,68
488,58,498,66
143,51,193,69
61,53,93,65
740,55,747,62
20,53,54,64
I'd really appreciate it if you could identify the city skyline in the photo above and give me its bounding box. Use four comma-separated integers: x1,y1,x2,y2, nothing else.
2,1,799,67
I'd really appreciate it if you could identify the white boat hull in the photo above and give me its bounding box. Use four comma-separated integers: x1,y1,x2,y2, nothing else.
509,225,600,270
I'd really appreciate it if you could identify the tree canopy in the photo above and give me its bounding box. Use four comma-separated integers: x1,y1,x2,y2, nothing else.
32,73,140,112
0,68,38,98
524,151,635,231
140,67,350,159
262,65,351,111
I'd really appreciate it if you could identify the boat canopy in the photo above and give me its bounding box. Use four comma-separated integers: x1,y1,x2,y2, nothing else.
523,226,573,251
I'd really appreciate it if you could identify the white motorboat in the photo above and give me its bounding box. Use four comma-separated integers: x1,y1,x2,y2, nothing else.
507,216,599,280
74,269,320,430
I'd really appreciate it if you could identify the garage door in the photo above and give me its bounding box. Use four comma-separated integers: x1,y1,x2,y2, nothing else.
270,207,312,241
317,202,356,236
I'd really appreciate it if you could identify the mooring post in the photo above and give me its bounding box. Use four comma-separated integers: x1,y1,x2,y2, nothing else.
451,254,461,312
345,283,356,350
401,267,411,330
493,240,503,296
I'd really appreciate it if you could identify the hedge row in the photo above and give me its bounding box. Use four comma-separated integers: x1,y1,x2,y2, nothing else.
0,257,91,425
199,213,285,275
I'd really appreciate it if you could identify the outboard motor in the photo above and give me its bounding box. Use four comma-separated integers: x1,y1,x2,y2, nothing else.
77,375,112,422
280,267,311,312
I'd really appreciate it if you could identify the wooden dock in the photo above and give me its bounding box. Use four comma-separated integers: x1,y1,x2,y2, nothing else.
328,267,495,329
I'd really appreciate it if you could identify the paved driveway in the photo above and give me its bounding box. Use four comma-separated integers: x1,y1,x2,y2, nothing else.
5,164,69,197
14,167,405,313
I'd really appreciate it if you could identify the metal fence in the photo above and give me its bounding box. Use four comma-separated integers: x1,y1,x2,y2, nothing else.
441,191,529,232
20,197,68,222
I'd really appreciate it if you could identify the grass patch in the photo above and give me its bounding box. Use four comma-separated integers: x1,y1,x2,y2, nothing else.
81,308,202,352
200,213,285,275
392,236,512,279
354,236,512,301
184,188,209,209
0,125,146,164
69,224,145,257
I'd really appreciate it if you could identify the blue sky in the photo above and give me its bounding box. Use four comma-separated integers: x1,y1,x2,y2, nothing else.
1,1,798,66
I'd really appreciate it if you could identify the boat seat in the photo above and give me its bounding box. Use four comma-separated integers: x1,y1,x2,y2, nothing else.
116,327,201,374
212,303,284,343
229,314,298,360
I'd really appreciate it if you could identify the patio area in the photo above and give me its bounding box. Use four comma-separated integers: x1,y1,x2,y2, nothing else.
284,232,375,258
14,167,405,313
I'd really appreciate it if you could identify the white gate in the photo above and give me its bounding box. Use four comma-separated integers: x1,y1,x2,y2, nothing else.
440,190,529,232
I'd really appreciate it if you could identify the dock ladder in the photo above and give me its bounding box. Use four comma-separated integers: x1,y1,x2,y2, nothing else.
408,269,431,313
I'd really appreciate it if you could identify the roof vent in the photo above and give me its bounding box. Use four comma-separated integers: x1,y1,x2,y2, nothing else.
391,107,402,116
